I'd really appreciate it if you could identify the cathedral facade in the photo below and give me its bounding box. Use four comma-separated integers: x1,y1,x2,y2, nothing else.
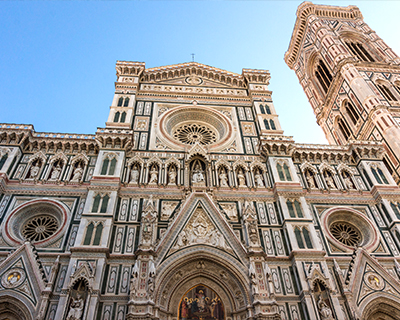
1,2,400,320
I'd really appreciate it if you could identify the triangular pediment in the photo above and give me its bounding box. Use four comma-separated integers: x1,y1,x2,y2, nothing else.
0,242,46,307
155,193,247,265
141,62,246,89
345,248,400,309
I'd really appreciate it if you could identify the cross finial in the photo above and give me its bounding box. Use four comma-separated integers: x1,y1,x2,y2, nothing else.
191,53,195,62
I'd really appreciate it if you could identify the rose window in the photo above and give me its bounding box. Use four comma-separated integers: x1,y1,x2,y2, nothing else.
330,222,362,247
173,123,217,145
21,215,59,242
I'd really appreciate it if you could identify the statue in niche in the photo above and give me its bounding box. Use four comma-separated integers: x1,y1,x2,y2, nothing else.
342,171,355,190
219,168,229,187
254,170,264,187
192,162,205,184
30,161,41,179
161,202,175,220
149,165,158,184
237,169,246,187
50,163,62,180
71,163,83,182
305,170,316,189
130,164,139,183
250,273,258,295
324,171,336,189
66,294,84,320
168,166,177,185
317,296,333,320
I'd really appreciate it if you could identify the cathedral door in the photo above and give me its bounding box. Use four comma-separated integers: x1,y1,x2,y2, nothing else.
178,285,224,320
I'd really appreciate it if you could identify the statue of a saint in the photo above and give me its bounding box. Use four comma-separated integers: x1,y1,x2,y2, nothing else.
30,162,40,179
255,171,264,187
168,166,177,185
50,164,62,180
343,173,354,189
192,164,205,183
130,165,139,183
219,170,228,187
324,172,336,189
71,164,83,182
306,171,316,189
149,166,158,184
66,294,84,320
237,169,246,187
317,296,333,320
129,272,138,299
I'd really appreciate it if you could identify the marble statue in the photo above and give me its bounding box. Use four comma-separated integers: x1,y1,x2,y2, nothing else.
130,165,139,183
343,173,354,189
255,171,264,187
192,164,205,183
306,171,316,189
168,166,177,185
30,162,40,179
50,164,62,180
149,166,158,184
237,169,246,187
66,294,84,320
324,172,336,189
317,296,333,320
71,164,83,182
219,170,229,187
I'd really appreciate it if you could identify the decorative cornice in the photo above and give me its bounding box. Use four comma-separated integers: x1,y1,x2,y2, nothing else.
285,2,363,69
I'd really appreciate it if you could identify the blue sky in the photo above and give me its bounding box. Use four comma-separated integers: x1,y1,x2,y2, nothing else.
1,1,399,144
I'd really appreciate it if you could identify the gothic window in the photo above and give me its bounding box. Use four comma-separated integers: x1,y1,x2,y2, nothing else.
265,105,271,114
302,228,313,248
260,105,265,114
294,200,303,218
283,163,292,181
114,111,120,123
344,101,360,125
93,223,103,245
345,41,375,62
381,203,392,223
92,194,110,213
120,112,126,123
330,222,361,247
315,59,333,94
117,97,124,107
390,202,400,220
123,97,130,107
371,166,389,184
371,167,382,184
277,163,285,180
363,169,373,187
270,119,276,130
264,119,270,130
294,227,305,249
377,83,398,102
101,155,117,175
83,222,103,245
0,153,8,170
287,200,303,218
22,216,59,242
287,200,296,218
83,222,94,245
337,118,351,142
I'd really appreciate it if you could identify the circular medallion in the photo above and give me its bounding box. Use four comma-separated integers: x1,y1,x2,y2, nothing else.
330,222,362,247
22,215,59,242
1,268,25,288
185,76,203,85
364,272,384,290
173,123,217,146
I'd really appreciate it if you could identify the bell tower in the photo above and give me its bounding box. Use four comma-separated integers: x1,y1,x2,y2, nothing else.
285,2,400,183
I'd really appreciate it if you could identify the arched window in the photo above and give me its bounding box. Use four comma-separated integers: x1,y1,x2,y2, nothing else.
294,228,305,249
287,200,296,218
283,163,292,181
100,195,109,213
302,228,313,249
93,223,103,245
371,167,382,184
114,111,120,123
277,163,285,181
377,83,398,102
363,169,373,187
101,158,109,175
117,97,124,107
344,101,359,125
315,59,332,94
264,119,270,130
260,105,265,114
337,118,351,142
345,41,375,62
92,194,101,213
123,97,130,107
294,200,303,218
377,167,389,184
265,105,271,115
270,120,276,130
120,112,127,123
0,153,8,170
381,203,392,223
83,223,94,245
108,158,117,175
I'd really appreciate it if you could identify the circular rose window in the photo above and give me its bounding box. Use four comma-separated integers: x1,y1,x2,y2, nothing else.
3,199,68,247
321,207,379,252
158,106,234,151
